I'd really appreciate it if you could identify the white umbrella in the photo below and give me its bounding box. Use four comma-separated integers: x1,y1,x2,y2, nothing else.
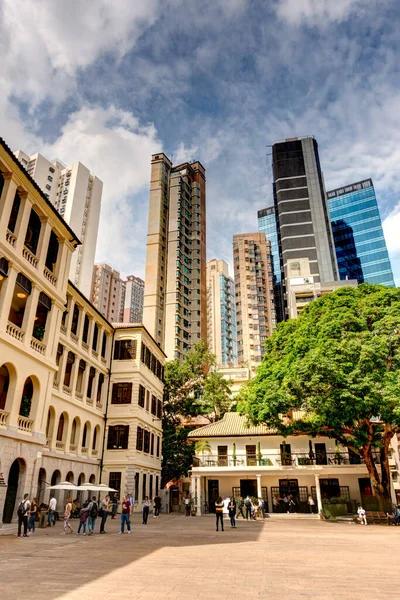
47,481,77,490
76,483,117,492
96,484,118,492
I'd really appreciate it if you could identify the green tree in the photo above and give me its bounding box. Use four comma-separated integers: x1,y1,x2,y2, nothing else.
200,372,232,422
240,284,400,507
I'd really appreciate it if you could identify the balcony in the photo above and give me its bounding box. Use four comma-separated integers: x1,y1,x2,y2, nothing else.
192,452,370,469
69,443,77,453
62,385,72,396
43,266,57,286
75,391,83,400
17,415,33,433
6,321,24,343
55,441,65,451
30,338,46,355
60,324,67,335
6,229,17,247
22,246,38,268
81,447,89,456
0,409,9,427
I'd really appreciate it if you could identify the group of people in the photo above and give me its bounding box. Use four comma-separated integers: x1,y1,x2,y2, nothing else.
16,491,163,537
214,496,269,532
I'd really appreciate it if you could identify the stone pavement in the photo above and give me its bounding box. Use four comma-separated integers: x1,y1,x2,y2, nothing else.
0,513,398,600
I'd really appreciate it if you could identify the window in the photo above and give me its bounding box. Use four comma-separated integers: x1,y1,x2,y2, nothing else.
109,472,121,493
76,360,86,392
144,430,150,453
71,304,80,335
8,272,31,328
151,395,157,416
92,323,99,351
114,339,137,360
136,426,143,450
138,385,145,408
156,436,160,458
63,352,75,387
87,366,95,398
96,373,104,405
101,333,107,358
142,474,147,500
157,399,163,419
7,192,21,233
107,425,129,449
150,433,155,456
82,315,89,343
45,231,59,273
111,382,132,404
24,208,42,255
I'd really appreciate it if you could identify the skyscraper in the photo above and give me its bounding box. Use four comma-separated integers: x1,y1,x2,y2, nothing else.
257,206,284,322
91,263,124,322
14,149,102,297
327,179,395,287
143,153,206,360
122,275,145,323
233,233,275,375
271,136,338,317
207,259,237,367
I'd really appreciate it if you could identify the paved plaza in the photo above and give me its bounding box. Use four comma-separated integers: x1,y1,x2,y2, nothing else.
0,513,398,600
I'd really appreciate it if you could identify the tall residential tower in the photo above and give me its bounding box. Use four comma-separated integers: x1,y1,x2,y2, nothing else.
122,275,145,323
258,206,284,322
327,179,395,286
206,259,237,367
233,233,275,375
14,149,102,297
143,153,206,360
91,263,124,322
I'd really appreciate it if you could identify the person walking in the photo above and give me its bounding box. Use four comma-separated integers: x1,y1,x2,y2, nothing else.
228,496,236,528
215,496,224,531
272,495,279,513
99,495,110,534
48,495,57,526
61,497,74,534
86,496,98,535
244,495,252,520
142,496,151,524
120,495,131,534
28,497,38,533
259,498,265,521
17,494,30,538
77,501,89,535
111,494,119,519
153,493,161,518
308,495,316,514
236,497,245,519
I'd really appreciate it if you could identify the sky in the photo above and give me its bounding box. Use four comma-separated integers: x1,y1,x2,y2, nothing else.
1,0,400,284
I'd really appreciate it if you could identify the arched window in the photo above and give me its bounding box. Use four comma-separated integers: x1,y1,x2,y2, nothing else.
56,414,65,441
92,425,99,450
7,191,21,233
63,352,75,387
45,406,56,441
87,367,95,398
24,208,42,255
96,373,104,405
19,377,33,417
0,364,10,411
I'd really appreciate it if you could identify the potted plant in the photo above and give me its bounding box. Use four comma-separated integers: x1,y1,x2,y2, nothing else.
19,395,31,417
33,325,45,341
257,441,262,465
232,442,237,466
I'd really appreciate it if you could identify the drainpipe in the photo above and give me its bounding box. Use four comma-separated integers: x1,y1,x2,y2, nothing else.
99,329,115,484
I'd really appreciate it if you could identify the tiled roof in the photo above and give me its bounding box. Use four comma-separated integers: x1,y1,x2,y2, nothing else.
188,412,276,438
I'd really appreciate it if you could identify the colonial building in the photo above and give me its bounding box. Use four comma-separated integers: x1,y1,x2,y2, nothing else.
0,138,164,525
188,413,395,514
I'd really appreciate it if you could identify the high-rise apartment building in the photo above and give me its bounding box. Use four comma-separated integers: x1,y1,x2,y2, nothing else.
327,179,395,287
233,233,275,375
257,206,284,322
206,259,237,367
143,153,206,360
14,149,102,297
123,275,145,323
272,137,338,318
91,263,124,322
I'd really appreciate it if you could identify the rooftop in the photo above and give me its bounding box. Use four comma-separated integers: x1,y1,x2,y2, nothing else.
188,412,275,439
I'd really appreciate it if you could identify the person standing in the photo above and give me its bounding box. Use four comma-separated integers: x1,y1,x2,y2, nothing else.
61,497,74,534
127,493,135,514
236,497,245,519
244,495,252,520
215,496,224,532
99,495,110,534
153,493,162,518
142,496,151,524
259,498,265,521
77,501,89,535
272,495,279,513
120,495,131,534
184,493,190,516
111,494,119,519
86,496,98,535
228,496,236,528
308,495,316,514
48,495,57,526
17,494,30,538
28,497,38,533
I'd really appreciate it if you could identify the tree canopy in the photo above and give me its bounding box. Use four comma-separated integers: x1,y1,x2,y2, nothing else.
239,284,400,503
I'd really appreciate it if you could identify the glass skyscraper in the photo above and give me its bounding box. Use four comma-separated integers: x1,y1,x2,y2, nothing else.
258,206,284,322
327,179,394,287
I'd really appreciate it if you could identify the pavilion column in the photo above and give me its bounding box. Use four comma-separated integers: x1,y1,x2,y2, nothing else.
196,476,202,515
314,474,322,515
256,473,262,499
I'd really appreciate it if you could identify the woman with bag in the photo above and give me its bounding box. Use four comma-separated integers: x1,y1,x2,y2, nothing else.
215,496,224,532
99,495,110,534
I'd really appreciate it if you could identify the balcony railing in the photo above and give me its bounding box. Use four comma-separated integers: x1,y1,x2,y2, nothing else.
55,441,65,451
192,452,370,468
22,246,38,268
0,409,9,427
6,321,24,342
17,415,33,433
43,266,57,286
69,443,77,453
30,338,46,355
6,229,16,247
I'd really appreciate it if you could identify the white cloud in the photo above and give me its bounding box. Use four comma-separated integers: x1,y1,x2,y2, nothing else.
275,0,379,26
43,105,162,277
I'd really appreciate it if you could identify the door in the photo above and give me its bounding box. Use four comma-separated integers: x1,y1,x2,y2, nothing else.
358,478,373,507
208,480,219,513
240,479,257,498
320,478,340,499
246,445,256,466
170,487,180,512
218,446,228,467
280,443,292,466
315,443,327,465
2,460,20,523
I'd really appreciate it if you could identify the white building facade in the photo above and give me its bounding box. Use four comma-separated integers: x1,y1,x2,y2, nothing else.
14,150,102,298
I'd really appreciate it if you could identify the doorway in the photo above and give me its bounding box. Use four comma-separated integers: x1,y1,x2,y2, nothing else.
208,480,219,513
2,459,23,523
315,443,327,465
240,479,257,498
358,478,373,507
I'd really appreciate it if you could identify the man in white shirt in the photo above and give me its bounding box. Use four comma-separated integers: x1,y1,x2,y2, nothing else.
48,496,57,527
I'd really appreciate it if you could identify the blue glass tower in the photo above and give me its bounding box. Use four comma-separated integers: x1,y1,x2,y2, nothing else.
327,179,394,287
258,206,284,322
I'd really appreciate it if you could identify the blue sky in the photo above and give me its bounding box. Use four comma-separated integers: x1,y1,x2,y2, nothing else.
2,0,400,284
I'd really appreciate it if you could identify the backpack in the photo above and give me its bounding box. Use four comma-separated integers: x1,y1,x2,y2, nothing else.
245,498,252,507
90,502,98,519
17,501,27,517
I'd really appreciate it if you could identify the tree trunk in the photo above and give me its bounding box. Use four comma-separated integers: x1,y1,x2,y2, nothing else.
362,446,390,510
380,430,394,506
